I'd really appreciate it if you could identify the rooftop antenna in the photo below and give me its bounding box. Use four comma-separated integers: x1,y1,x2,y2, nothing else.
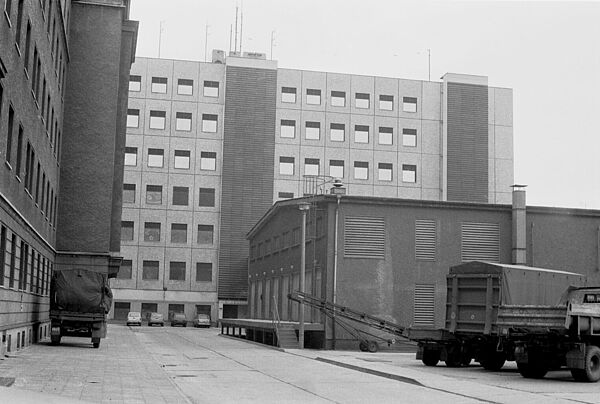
427,48,431,81
229,24,232,53
158,20,165,58
234,5,238,52
204,23,210,62
270,30,276,60
240,7,244,53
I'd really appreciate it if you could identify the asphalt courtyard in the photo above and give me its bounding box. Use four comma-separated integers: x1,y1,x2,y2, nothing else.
0,324,599,403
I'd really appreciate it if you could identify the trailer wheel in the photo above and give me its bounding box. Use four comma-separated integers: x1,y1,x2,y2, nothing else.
481,353,506,371
367,341,379,353
517,362,547,379
573,345,600,382
359,341,368,352
422,349,440,367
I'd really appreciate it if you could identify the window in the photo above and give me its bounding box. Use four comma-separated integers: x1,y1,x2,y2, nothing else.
123,183,136,203
149,110,166,130
171,223,187,243
306,88,321,105
197,225,214,244
146,185,162,204
203,80,219,97
279,156,294,175
174,150,190,169
4,0,12,22
378,163,393,181
124,147,137,166
331,91,346,107
403,96,417,113
329,160,344,178
402,164,417,183
177,78,193,95
354,125,369,143
354,161,369,180
330,123,345,142
0,226,6,287
144,222,161,242
24,22,31,70
202,114,218,132
126,109,139,128
200,151,216,170
355,93,370,109
15,0,24,47
121,221,134,241
117,260,132,279
304,158,320,176
378,127,393,145
147,148,164,168
280,120,295,138
281,86,296,103
151,77,167,93
379,95,394,111
142,261,159,280
278,192,294,199
15,126,23,177
175,112,192,131
172,186,189,206
402,128,417,147
305,121,320,140
198,188,215,207
5,106,14,164
196,262,212,282
169,262,186,281
129,75,141,92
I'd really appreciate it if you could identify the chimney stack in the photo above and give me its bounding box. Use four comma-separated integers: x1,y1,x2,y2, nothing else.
511,185,527,265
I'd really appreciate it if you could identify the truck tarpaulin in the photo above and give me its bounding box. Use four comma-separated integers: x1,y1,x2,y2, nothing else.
51,269,113,313
449,261,587,306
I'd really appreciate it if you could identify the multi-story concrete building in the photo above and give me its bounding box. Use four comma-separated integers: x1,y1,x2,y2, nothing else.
114,52,513,322
0,0,137,355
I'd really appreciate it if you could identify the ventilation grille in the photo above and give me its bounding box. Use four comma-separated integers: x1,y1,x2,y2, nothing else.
343,216,385,259
415,219,437,261
461,222,500,262
414,284,435,326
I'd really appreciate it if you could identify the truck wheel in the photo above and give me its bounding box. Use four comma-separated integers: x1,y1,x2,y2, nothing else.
367,340,379,353
93,342,100,349
574,345,600,382
50,335,61,345
517,362,547,379
422,349,440,367
481,353,506,371
359,341,368,352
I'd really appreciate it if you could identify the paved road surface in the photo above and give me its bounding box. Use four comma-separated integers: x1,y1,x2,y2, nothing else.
0,324,598,403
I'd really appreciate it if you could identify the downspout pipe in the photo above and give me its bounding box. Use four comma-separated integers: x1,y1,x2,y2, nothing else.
511,184,527,265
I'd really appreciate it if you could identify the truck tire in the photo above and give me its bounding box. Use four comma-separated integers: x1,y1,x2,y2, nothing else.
359,341,368,352
481,353,506,371
517,362,547,379
422,349,440,367
572,345,600,382
50,335,61,345
93,342,100,349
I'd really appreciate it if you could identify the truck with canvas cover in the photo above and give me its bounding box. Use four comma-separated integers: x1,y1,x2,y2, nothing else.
50,268,113,348
414,261,586,371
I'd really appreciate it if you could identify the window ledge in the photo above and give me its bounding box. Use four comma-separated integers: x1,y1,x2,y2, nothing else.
4,161,13,170
14,42,21,56
4,10,11,26
15,175,22,183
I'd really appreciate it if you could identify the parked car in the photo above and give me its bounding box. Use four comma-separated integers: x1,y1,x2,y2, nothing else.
147,312,164,327
126,312,142,326
193,314,211,328
170,313,187,327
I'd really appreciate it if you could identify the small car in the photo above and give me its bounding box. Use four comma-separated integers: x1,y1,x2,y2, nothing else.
193,314,211,328
126,311,142,326
147,312,164,327
170,313,187,327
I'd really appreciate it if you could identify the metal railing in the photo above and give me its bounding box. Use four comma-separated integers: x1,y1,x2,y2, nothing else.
271,296,282,347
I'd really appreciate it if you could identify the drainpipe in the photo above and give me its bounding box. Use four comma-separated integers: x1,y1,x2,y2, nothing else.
511,184,527,265
330,180,346,350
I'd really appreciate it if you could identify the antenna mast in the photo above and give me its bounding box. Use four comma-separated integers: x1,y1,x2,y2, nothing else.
240,8,244,53
234,5,238,52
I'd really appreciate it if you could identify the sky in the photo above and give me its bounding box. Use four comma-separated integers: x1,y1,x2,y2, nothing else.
129,0,600,209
